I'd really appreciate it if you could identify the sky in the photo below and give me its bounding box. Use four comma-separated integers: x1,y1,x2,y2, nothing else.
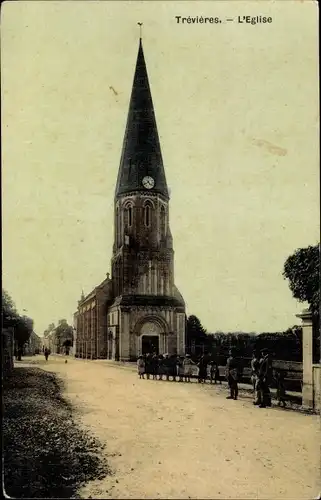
2,0,319,336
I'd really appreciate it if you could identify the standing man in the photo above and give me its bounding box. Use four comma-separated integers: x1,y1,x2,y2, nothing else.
257,348,272,408
251,351,260,405
225,349,239,400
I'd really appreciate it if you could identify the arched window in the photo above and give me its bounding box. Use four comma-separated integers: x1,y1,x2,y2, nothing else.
124,203,133,228
144,205,151,227
160,206,166,238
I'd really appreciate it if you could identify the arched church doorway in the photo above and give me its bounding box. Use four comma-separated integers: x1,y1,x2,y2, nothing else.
141,335,159,355
137,318,168,356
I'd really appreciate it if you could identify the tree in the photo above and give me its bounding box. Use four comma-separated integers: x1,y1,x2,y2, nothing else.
283,243,320,362
15,316,34,359
283,244,320,315
2,290,34,360
186,315,207,355
2,289,18,328
55,319,73,354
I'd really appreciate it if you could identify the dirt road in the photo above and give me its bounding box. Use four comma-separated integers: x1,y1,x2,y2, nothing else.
37,356,319,499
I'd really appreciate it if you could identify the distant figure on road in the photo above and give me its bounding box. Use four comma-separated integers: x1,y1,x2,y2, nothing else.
225,349,239,400
137,356,145,379
44,347,50,361
183,354,195,383
256,348,272,408
251,351,260,404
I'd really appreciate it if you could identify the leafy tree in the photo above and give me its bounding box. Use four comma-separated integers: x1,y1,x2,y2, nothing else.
2,289,18,327
283,243,320,362
186,315,207,355
2,290,34,360
283,244,320,315
55,319,73,354
15,316,34,359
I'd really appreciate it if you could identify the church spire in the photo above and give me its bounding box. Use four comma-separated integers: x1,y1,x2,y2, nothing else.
115,37,169,199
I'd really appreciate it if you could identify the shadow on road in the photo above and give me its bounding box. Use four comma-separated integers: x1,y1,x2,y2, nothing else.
3,366,111,498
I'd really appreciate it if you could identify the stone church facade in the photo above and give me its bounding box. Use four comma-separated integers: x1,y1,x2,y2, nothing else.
74,38,185,361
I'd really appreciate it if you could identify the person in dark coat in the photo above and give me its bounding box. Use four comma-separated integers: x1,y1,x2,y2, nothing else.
275,369,287,407
169,355,177,381
145,353,152,380
44,347,50,361
251,351,260,404
256,348,272,408
198,355,207,383
151,353,159,380
163,354,171,381
158,354,165,380
225,349,239,400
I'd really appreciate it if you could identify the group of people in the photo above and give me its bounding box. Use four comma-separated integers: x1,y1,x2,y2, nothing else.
137,353,222,384
249,348,286,408
226,347,287,407
138,348,288,408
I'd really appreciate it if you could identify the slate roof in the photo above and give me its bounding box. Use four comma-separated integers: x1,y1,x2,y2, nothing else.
115,39,169,200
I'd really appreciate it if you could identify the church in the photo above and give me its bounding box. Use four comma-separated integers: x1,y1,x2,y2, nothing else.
73,37,186,361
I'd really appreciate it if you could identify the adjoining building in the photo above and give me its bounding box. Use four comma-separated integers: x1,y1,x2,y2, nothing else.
43,320,74,355
24,331,42,356
74,37,186,361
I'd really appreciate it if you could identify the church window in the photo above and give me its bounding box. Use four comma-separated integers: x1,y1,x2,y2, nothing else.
160,206,166,238
144,203,152,227
124,203,133,227
145,206,150,227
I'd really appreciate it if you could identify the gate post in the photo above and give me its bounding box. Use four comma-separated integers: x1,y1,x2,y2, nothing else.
296,308,314,409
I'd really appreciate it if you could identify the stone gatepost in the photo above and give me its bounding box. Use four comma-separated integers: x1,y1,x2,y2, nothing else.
296,308,314,409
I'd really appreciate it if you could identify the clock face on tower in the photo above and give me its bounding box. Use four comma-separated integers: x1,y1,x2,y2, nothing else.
142,176,155,189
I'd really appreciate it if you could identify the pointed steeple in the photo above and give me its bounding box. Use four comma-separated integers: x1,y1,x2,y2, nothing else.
115,38,169,199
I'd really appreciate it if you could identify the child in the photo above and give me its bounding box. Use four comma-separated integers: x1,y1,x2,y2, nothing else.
137,356,145,379
183,354,195,382
275,369,287,407
210,360,220,384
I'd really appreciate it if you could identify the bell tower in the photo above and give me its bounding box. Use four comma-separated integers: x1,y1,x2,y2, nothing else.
108,35,185,360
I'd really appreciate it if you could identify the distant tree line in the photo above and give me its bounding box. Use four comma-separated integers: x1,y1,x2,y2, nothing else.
2,290,34,361
185,315,303,362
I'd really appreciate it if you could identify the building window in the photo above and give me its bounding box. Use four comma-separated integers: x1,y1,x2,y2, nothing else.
124,204,133,227
144,205,151,227
160,206,166,238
